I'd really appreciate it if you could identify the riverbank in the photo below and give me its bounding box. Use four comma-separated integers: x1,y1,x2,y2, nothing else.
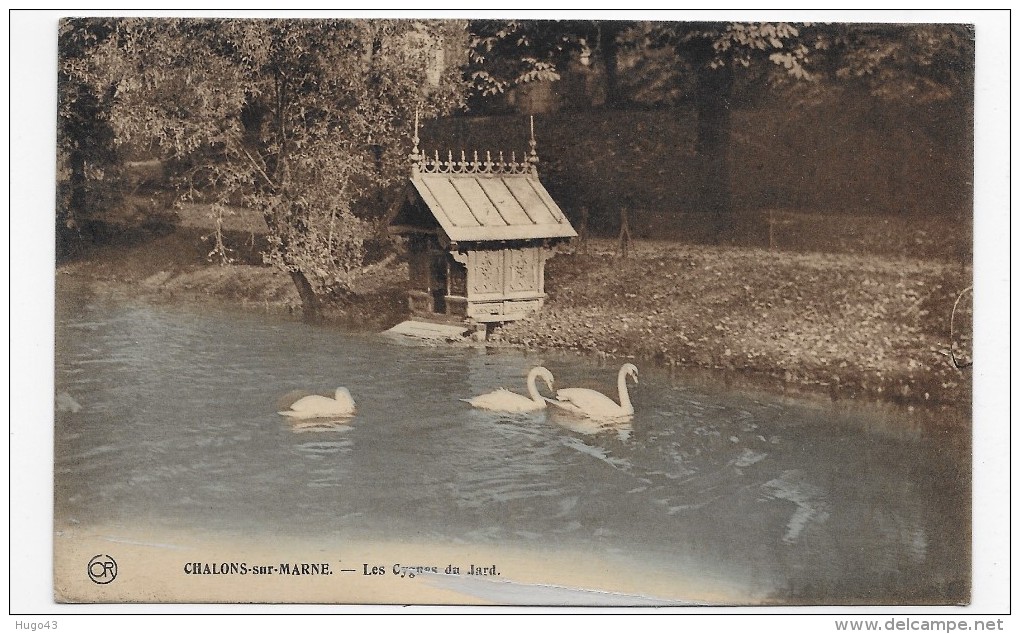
493,239,972,414
56,213,409,332
56,222,972,417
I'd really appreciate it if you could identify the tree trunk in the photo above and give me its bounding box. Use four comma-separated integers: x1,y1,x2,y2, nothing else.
69,149,86,221
58,148,88,258
600,23,624,109
692,63,735,242
290,270,322,323
55,147,86,259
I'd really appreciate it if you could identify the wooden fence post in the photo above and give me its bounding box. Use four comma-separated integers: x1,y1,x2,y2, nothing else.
768,209,775,250
618,206,632,258
579,205,589,255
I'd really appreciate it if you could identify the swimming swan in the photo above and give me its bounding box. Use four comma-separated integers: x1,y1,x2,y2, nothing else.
462,366,555,413
278,387,356,419
550,363,638,420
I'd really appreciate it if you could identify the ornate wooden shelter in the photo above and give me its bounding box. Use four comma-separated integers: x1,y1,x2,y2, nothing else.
389,117,576,324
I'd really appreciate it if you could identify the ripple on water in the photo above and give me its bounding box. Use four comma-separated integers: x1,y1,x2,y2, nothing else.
52,295,971,604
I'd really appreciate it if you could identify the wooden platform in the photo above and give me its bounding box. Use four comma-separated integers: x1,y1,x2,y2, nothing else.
384,320,474,341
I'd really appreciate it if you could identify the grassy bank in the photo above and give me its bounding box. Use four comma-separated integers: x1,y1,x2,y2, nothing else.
492,239,972,411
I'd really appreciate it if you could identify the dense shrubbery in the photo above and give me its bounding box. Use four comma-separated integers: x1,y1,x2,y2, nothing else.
422,102,971,254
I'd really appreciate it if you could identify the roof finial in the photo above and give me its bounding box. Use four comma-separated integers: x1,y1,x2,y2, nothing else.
414,109,420,144
527,115,539,174
410,107,422,174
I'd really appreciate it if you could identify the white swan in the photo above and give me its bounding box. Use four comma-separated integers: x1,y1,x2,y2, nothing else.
278,387,356,419
550,363,638,420
462,366,555,413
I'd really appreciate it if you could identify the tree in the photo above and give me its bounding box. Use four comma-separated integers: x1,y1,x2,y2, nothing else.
594,21,630,109
822,22,974,148
822,23,974,105
647,22,973,233
467,20,812,235
646,23,816,238
467,19,631,108
469,20,974,239
76,17,467,318
802,23,975,219
57,19,120,256
467,19,574,98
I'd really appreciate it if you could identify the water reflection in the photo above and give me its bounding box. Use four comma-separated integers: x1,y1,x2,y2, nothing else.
285,418,356,434
759,470,832,545
547,408,634,441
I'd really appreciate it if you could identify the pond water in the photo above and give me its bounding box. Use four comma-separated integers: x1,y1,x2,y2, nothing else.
53,283,970,605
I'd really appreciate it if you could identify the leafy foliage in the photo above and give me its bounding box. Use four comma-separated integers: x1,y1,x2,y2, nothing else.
467,20,574,96
467,19,638,109
74,17,467,297
829,23,974,103
651,22,814,77
57,19,122,253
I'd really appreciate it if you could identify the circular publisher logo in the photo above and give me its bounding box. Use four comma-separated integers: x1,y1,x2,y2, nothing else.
88,554,118,584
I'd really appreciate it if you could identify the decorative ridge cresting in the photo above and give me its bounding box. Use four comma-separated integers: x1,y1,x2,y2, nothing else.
410,112,540,177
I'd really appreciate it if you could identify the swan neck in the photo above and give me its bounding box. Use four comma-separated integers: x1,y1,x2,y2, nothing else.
527,368,542,403
618,367,633,411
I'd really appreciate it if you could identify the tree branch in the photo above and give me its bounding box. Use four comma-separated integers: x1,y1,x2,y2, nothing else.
226,130,277,190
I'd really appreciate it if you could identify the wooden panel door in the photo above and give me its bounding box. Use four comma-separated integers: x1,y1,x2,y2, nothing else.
504,247,540,298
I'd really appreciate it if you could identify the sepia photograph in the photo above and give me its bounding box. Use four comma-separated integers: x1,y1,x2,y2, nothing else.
8,8,1011,624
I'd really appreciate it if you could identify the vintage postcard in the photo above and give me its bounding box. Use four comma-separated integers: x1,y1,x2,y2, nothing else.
9,9,1010,619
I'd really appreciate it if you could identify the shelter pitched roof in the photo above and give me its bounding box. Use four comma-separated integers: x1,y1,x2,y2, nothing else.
408,155,576,242
397,116,576,243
